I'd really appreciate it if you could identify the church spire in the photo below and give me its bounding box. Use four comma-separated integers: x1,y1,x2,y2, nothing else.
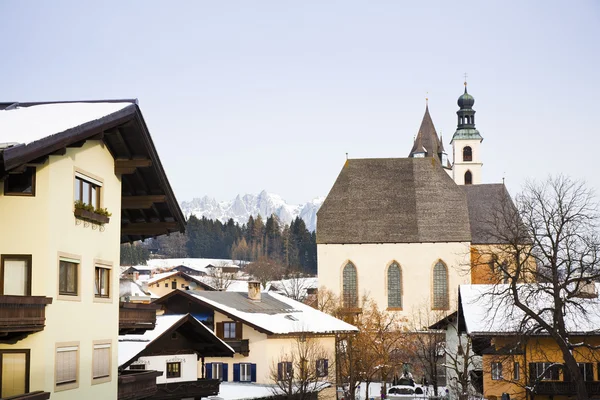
408,102,443,160
451,81,482,143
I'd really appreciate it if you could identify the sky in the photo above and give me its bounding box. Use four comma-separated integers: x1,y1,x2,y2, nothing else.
1,1,599,205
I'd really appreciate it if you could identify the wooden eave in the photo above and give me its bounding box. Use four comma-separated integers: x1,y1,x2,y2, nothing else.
0,102,185,243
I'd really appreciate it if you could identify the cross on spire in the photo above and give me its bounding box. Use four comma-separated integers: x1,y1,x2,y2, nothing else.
463,72,468,86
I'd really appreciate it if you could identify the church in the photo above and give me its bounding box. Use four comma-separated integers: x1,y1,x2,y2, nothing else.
316,83,512,315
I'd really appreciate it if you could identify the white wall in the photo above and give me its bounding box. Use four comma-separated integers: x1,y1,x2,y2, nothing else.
318,242,471,316
452,139,483,185
129,354,198,384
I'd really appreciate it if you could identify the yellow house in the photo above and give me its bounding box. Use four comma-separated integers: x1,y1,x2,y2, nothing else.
0,100,185,399
146,270,215,297
459,284,600,400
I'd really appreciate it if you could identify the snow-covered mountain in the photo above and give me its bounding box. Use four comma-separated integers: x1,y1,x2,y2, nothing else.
180,191,324,231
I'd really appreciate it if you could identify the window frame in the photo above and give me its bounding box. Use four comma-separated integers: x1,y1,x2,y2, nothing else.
491,362,503,380
0,349,31,398
513,362,520,381
432,260,449,310
55,342,79,392
166,362,181,379
316,359,328,378
342,262,358,308
0,255,32,296
91,340,111,385
73,171,103,209
387,262,402,309
223,322,237,339
93,260,112,303
57,253,81,301
240,363,252,382
3,167,36,197
277,361,293,381
211,362,223,381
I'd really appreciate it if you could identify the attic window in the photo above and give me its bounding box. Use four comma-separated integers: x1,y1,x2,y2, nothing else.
4,167,36,196
285,315,299,321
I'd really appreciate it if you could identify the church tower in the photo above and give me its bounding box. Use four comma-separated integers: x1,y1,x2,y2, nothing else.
408,101,452,172
451,82,483,185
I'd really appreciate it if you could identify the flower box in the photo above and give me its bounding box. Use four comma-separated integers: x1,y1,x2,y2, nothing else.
74,208,110,225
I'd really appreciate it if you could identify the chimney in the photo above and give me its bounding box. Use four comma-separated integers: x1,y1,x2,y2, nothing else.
248,281,261,301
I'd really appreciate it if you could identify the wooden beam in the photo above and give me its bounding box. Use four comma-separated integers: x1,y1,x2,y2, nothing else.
121,222,180,236
115,158,152,175
122,195,167,209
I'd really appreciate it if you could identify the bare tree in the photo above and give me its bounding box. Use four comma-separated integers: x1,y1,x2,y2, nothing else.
269,335,332,400
274,270,315,302
205,262,235,290
245,256,285,289
476,176,600,400
444,323,481,400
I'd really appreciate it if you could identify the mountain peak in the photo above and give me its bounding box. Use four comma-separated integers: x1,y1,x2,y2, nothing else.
180,191,323,231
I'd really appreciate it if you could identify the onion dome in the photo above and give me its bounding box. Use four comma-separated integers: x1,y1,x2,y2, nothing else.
458,86,475,108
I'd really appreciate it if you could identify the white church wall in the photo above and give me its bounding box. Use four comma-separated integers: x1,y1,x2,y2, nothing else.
317,242,471,316
452,139,483,185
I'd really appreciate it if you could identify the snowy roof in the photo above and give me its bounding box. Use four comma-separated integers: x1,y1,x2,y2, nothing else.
147,271,179,285
185,291,358,335
118,314,234,367
0,102,133,145
146,258,239,274
147,271,215,290
119,279,150,298
269,277,319,295
460,284,600,336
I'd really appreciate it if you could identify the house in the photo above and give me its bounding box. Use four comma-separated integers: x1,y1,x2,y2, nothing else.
317,84,516,316
0,100,185,399
458,284,600,400
153,282,358,388
119,279,153,303
120,266,152,281
146,258,242,276
146,270,215,297
119,314,234,399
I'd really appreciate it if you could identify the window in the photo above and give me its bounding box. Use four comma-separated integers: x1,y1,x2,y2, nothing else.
95,266,110,298
529,362,560,381
56,344,78,391
171,281,177,289
240,363,251,382
164,282,168,287
206,362,228,381
578,363,594,382
433,261,449,309
223,322,237,339
387,262,402,308
129,364,145,370
74,173,101,208
513,362,520,380
4,167,36,196
212,363,223,380
59,260,78,296
316,359,329,378
181,283,185,288
166,362,181,379
277,362,293,381
464,170,473,185
463,146,472,162
1,255,31,296
92,342,110,382
343,262,358,308
0,350,30,398
491,362,503,380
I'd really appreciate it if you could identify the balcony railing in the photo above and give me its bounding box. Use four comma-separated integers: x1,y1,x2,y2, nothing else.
2,391,51,400
119,302,157,335
151,379,221,399
225,339,250,356
534,381,600,395
118,370,163,400
0,295,53,343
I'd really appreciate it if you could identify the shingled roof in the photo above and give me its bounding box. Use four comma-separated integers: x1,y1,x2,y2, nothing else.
409,105,443,160
316,157,472,244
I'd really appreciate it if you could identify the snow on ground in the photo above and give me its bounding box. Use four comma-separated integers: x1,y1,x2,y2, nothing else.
206,382,278,399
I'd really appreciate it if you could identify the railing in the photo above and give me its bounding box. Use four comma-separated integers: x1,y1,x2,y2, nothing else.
119,302,158,335
534,381,600,395
2,391,51,400
151,379,221,399
0,295,53,343
226,339,250,356
118,370,163,400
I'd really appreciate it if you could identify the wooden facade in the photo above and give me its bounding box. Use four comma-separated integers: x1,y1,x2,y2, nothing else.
0,295,52,343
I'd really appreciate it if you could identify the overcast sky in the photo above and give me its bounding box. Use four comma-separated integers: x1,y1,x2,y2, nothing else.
1,1,599,205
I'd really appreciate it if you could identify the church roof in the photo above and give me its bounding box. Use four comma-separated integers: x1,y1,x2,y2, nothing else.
316,157,472,244
409,105,442,159
462,184,516,244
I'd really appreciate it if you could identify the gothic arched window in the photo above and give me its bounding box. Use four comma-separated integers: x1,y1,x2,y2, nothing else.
463,146,472,162
433,261,449,310
343,262,358,308
387,262,402,308
465,170,473,185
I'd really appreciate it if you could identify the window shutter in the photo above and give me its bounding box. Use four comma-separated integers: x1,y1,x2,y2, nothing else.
93,344,110,378
233,364,240,382
56,348,78,384
222,363,228,382
206,363,212,379
251,363,257,382
216,322,224,339
236,322,243,340
324,359,329,375
2,352,27,397
277,362,282,381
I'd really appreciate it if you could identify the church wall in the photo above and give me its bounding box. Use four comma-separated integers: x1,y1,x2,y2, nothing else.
317,242,471,316
452,139,482,185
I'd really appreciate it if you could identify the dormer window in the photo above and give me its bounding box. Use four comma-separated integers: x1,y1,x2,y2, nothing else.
74,172,102,208
442,153,448,165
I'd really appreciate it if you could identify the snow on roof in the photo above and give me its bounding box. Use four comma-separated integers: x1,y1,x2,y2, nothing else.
0,102,133,145
270,277,318,294
147,271,179,285
460,284,600,336
119,279,150,298
118,314,233,367
146,258,240,274
188,291,357,335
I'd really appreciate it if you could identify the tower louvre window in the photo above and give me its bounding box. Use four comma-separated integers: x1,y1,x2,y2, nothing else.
387,262,402,308
463,146,472,162
465,171,473,185
343,262,358,308
433,261,449,310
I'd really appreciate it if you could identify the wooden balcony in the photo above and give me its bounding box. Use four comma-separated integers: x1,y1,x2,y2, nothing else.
225,339,250,356
150,379,221,399
118,370,163,400
534,381,600,395
2,391,51,400
119,302,157,335
0,295,53,343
